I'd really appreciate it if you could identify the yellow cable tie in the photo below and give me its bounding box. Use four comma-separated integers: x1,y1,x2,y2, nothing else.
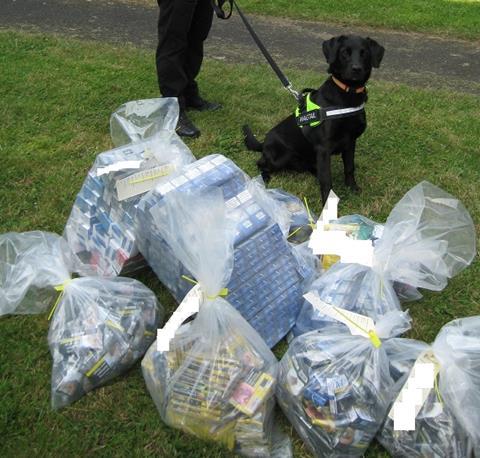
368,330,382,348
434,371,443,405
287,226,302,239
181,275,198,285
206,288,229,300
48,279,73,321
333,306,382,348
180,275,228,299
303,197,317,230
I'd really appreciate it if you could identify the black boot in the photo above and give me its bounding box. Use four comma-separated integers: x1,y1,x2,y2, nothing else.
185,94,222,112
176,109,200,138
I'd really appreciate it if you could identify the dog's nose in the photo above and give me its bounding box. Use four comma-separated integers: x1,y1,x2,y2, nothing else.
352,65,362,74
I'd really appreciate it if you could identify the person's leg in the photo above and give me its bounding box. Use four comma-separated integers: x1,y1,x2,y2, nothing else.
183,0,220,111
156,0,196,100
156,0,202,137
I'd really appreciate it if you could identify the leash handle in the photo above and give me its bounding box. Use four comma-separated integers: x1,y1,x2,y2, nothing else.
212,0,233,19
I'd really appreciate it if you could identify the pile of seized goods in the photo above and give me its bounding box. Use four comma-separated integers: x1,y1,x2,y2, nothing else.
1,97,479,457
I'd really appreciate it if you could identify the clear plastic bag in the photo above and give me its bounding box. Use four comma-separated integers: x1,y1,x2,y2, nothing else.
141,189,289,456
378,316,480,457
374,181,476,290
110,97,179,146
64,121,195,277
293,263,401,338
0,231,72,316
277,311,411,457
48,276,162,409
296,182,476,336
135,154,312,347
266,187,316,244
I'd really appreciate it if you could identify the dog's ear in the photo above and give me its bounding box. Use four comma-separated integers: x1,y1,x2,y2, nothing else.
322,36,344,64
366,38,385,68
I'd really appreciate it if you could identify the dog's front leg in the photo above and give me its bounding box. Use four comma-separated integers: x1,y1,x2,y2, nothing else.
315,146,332,205
342,142,361,193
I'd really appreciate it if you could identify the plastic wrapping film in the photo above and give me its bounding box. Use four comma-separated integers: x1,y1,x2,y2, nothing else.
250,179,316,244
0,231,72,316
296,182,476,337
48,276,162,409
378,316,480,457
135,154,313,348
64,99,195,277
110,97,179,147
277,311,412,457
141,189,291,456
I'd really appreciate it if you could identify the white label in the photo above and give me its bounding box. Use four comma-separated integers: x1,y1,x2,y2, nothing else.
392,402,416,431
303,292,376,339
389,350,440,430
96,160,143,176
318,189,340,227
308,224,374,267
116,164,175,201
157,284,202,352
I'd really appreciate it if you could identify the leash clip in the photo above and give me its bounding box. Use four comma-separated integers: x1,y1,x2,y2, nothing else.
285,83,302,103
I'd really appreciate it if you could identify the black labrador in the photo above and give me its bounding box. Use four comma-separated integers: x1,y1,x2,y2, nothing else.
243,35,385,204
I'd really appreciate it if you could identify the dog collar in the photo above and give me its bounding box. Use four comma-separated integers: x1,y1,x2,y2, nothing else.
295,92,365,128
332,76,366,94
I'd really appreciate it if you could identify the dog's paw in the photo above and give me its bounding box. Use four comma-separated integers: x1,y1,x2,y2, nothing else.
347,183,362,194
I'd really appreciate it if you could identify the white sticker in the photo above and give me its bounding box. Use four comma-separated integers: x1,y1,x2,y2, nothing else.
96,160,143,176
389,350,440,430
303,292,376,339
116,164,175,201
157,284,202,352
308,223,374,267
317,189,340,227
393,402,416,431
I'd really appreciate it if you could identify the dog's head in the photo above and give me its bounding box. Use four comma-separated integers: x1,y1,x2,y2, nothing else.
322,35,384,87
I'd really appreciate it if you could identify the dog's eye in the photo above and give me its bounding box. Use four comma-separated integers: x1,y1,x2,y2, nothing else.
360,49,365,57
342,48,352,57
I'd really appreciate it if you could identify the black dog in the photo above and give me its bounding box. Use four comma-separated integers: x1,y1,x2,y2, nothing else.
243,35,384,204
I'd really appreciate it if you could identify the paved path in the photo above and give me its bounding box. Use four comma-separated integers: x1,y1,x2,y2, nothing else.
2,0,480,95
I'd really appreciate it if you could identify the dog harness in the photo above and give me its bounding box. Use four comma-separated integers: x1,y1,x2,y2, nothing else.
295,92,366,128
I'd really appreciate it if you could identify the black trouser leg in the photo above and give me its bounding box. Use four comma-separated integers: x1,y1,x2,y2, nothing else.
183,0,213,99
156,0,197,100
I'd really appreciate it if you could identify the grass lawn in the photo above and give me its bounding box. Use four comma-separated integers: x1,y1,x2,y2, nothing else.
117,0,480,40
0,30,479,457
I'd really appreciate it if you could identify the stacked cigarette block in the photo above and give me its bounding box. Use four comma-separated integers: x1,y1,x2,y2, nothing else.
64,142,161,277
136,154,311,347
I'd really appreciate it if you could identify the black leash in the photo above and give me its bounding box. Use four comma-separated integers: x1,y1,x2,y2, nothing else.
212,0,302,103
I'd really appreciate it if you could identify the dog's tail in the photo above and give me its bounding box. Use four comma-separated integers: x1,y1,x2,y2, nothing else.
242,124,263,152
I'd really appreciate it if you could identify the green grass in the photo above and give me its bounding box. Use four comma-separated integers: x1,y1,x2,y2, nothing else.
122,0,480,40
240,0,480,40
0,30,479,457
